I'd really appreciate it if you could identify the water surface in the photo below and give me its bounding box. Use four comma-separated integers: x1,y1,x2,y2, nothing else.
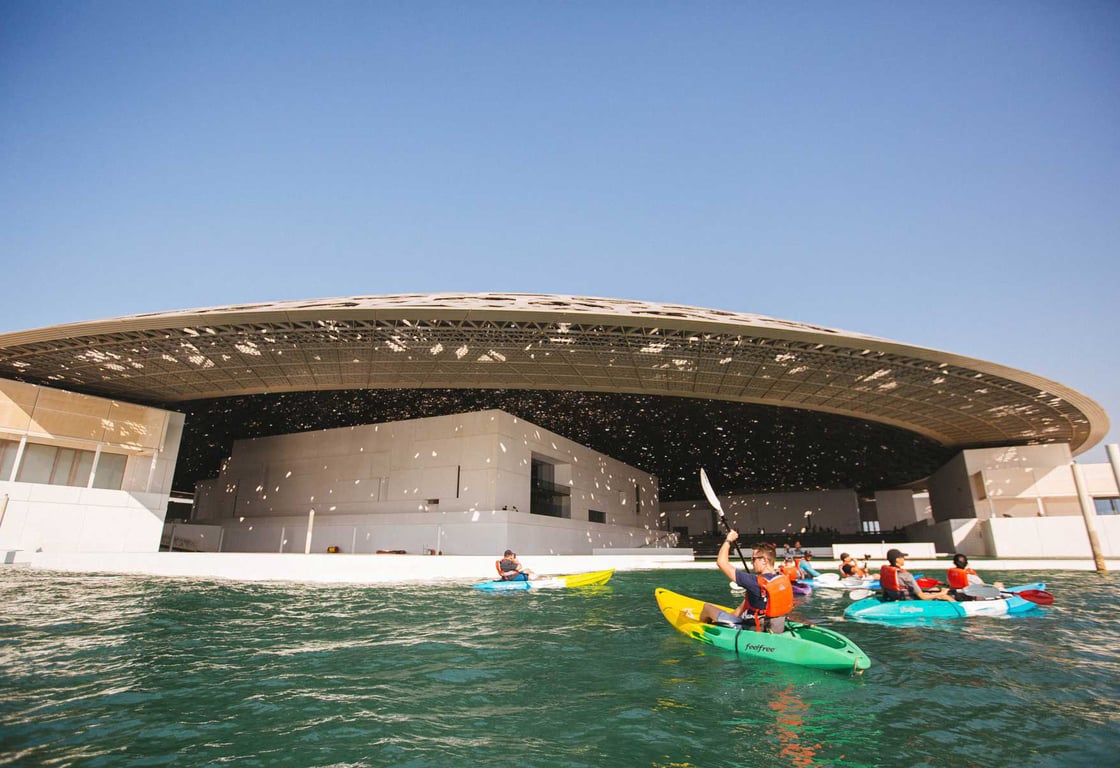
1,567,1117,767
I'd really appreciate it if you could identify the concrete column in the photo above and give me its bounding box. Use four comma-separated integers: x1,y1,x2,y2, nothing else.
1108,444,1120,498
1071,462,1107,573
304,510,315,554
9,436,27,482
87,444,103,488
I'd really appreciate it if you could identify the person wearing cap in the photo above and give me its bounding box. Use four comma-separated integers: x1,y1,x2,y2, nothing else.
496,549,535,581
879,548,955,602
838,553,868,579
698,530,794,633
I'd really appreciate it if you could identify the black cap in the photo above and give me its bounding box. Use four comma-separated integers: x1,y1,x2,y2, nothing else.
885,548,907,563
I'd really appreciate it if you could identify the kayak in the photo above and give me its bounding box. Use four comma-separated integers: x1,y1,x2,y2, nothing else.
804,573,936,591
803,574,880,591
655,588,871,672
473,568,614,592
730,580,812,596
844,582,1046,621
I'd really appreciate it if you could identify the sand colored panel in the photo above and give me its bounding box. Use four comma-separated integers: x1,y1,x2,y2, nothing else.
0,379,38,432
102,401,165,450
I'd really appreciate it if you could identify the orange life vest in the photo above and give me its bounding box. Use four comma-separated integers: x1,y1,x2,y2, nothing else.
737,572,794,630
780,563,801,580
879,564,905,593
947,567,977,589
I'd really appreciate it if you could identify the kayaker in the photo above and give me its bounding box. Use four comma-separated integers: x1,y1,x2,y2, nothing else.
880,549,955,602
496,549,536,581
798,551,822,579
699,531,793,633
779,556,803,581
946,553,1002,599
839,553,869,579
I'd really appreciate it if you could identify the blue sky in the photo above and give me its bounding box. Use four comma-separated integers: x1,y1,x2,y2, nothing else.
2,1,1118,458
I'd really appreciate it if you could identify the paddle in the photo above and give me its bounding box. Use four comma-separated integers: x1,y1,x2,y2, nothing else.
700,468,751,571
962,584,1054,605
848,588,875,600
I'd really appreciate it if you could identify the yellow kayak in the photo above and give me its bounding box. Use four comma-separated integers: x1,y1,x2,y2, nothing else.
473,568,614,591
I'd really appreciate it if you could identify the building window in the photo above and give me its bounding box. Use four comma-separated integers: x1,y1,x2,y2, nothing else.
14,442,126,490
530,458,571,519
93,453,127,490
861,520,881,534
1095,498,1120,515
1,438,19,480
589,510,606,524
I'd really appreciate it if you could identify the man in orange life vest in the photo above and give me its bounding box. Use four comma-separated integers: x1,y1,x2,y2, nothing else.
699,531,794,633
880,548,956,602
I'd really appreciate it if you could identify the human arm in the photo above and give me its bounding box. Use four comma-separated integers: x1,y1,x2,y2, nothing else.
900,569,954,601
716,530,741,581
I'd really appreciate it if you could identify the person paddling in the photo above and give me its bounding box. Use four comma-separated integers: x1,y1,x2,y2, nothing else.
880,549,955,602
946,553,1002,600
699,531,793,633
496,549,536,581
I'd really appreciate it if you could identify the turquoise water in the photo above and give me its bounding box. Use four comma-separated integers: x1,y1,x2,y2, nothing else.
1,567,1117,767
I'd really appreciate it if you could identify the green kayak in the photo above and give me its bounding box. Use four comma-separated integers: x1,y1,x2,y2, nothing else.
656,587,870,672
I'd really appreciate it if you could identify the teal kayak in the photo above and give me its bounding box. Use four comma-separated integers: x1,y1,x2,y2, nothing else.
844,582,1047,621
656,588,870,672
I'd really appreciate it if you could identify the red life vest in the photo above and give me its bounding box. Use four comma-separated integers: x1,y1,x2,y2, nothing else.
947,567,977,589
879,564,903,592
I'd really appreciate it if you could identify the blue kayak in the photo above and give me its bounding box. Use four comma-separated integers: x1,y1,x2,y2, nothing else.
845,582,1046,621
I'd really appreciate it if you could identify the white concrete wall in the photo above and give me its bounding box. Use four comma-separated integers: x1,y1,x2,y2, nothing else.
875,489,927,531
986,515,1120,558
192,409,663,555
660,500,716,536
0,379,184,554
712,488,861,537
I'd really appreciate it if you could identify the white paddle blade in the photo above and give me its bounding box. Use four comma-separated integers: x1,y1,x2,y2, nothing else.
699,468,724,515
848,588,874,600
962,584,1000,599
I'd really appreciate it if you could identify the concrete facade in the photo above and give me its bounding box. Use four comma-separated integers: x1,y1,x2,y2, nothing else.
188,409,668,556
0,379,184,557
919,444,1120,557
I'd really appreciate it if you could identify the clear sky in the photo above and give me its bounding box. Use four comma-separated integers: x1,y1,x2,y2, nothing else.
2,2,1118,459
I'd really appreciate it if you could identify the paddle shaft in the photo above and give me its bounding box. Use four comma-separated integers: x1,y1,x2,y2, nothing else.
700,468,751,571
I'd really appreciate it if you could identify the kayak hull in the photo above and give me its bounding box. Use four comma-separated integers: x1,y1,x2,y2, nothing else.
844,582,1046,621
656,588,870,672
473,568,614,591
803,574,880,591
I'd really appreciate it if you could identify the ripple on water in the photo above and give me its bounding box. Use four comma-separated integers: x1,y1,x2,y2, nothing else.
2,567,1119,767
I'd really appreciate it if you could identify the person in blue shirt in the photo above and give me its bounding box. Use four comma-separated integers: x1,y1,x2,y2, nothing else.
798,551,822,578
